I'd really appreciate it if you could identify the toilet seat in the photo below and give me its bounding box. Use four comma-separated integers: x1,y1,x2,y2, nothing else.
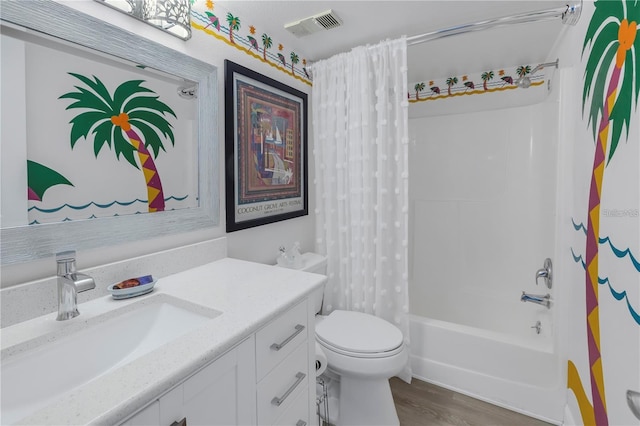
315,310,404,359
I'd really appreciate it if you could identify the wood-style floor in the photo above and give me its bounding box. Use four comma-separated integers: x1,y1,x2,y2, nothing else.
390,378,552,426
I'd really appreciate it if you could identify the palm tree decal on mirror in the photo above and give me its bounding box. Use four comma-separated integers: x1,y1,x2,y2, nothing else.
568,1,638,425
59,73,177,213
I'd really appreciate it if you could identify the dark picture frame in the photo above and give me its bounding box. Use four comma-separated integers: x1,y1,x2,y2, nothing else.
224,60,308,232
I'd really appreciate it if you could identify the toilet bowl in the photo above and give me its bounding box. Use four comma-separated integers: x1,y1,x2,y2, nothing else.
277,251,407,426
316,310,408,425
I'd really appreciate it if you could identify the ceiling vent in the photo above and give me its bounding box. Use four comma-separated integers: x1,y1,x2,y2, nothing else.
284,10,342,38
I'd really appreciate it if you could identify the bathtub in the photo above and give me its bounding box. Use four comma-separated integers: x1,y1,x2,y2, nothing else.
409,315,565,424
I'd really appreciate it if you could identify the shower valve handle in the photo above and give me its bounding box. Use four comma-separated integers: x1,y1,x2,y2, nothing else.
535,258,553,289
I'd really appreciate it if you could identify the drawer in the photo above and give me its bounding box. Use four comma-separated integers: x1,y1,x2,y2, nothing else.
273,388,309,426
256,300,308,380
257,342,309,425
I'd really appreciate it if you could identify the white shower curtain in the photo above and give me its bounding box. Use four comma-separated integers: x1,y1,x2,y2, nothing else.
311,37,411,382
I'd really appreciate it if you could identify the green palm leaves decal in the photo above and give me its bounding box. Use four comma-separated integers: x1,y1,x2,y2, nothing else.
27,160,73,201
59,73,177,212
583,1,640,162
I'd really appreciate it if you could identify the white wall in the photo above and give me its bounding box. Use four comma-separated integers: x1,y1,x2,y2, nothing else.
1,0,315,287
408,85,559,339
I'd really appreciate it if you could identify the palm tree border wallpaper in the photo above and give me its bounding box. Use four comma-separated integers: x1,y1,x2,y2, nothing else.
567,1,639,425
408,64,543,102
192,0,312,86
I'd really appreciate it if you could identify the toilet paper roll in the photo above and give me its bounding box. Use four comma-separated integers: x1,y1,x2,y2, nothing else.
315,342,328,376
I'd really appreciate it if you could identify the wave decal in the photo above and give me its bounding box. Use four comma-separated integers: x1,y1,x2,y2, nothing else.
571,218,640,272
599,236,640,272
28,195,189,213
571,247,587,268
571,247,640,325
572,217,588,235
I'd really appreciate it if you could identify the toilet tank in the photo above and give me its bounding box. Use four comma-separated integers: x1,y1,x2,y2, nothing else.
275,252,327,314
299,252,327,274
299,253,327,314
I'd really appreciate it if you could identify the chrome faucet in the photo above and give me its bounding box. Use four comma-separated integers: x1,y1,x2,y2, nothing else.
520,291,551,309
56,251,95,321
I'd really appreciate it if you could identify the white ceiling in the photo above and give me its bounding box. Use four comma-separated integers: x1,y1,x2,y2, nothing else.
217,1,573,82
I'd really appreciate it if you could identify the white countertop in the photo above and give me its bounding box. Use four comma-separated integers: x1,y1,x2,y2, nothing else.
1,257,326,425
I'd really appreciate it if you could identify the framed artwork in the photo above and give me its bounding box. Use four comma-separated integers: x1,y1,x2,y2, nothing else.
224,60,308,232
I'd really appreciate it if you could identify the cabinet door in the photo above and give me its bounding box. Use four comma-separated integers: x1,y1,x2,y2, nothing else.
161,337,256,426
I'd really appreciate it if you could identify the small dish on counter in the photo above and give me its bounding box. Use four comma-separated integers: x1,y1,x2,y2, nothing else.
107,280,157,300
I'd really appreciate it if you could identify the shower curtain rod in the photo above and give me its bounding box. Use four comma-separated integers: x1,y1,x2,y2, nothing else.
406,1,582,46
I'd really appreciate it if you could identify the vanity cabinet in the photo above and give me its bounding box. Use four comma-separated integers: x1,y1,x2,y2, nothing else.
120,298,315,426
121,336,256,426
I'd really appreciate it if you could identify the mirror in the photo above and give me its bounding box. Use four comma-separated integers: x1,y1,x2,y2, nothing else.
0,0,218,265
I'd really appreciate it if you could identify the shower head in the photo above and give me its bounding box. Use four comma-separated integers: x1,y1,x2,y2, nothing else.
515,58,559,88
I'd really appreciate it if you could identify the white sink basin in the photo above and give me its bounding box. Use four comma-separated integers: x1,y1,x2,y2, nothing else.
1,294,220,425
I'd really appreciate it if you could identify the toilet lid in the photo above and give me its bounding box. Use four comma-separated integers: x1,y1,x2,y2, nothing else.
315,310,403,354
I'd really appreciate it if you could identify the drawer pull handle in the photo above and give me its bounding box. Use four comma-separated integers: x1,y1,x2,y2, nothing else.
170,418,187,426
296,421,307,426
270,324,305,351
271,372,306,407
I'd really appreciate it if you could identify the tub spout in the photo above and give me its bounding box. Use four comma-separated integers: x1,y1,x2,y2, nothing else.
520,291,551,309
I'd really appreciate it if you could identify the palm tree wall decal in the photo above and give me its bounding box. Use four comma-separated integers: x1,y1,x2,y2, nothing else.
568,1,639,424
261,34,272,61
226,13,240,44
290,52,299,75
481,71,494,91
516,65,531,78
414,82,425,100
446,76,458,95
59,73,177,213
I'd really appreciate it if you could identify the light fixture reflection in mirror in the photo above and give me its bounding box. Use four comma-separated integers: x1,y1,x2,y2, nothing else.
96,0,192,40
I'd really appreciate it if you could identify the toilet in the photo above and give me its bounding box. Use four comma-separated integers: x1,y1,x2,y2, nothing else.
279,252,408,426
